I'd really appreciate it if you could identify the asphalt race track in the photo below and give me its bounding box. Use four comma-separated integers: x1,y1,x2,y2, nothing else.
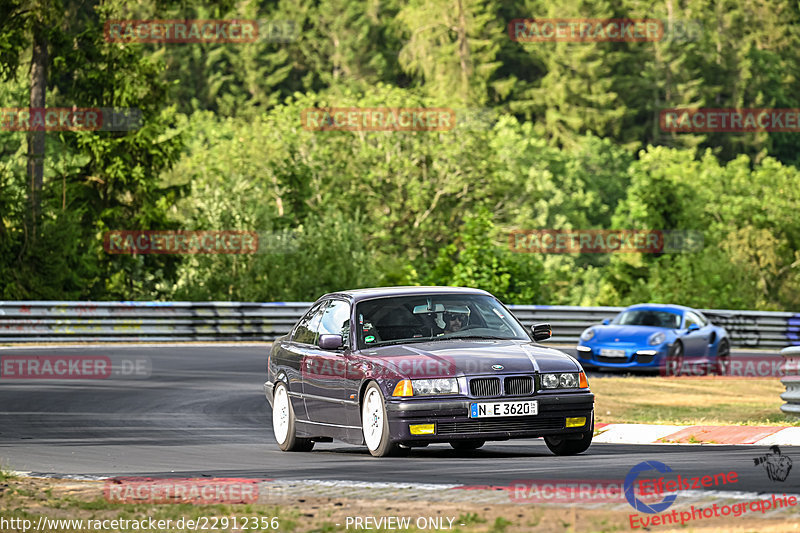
0,344,794,495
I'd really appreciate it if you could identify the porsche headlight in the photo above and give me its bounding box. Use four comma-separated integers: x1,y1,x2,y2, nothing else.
411,378,458,395
649,332,666,346
580,328,595,342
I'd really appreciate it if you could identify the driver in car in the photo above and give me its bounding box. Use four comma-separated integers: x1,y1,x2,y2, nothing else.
436,306,470,335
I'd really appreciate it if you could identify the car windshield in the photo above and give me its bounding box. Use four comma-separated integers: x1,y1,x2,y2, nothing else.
355,294,529,349
612,310,681,329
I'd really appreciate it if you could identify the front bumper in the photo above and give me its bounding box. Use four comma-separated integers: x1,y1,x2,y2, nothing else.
576,343,668,369
385,392,594,442
264,381,274,406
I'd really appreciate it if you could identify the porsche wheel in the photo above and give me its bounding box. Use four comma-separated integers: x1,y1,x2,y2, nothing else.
272,382,314,452
665,342,685,376
715,339,731,375
361,382,399,457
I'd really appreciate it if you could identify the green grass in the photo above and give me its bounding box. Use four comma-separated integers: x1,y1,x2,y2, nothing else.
489,517,512,533
457,512,485,526
592,376,800,426
0,463,18,482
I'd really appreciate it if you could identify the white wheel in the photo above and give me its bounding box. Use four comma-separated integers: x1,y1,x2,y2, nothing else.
361,383,398,457
273,383,290,445
272,382,313,452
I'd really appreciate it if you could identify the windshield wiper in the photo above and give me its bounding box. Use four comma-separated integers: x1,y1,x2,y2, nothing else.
368,338,434,348
447,335,509,341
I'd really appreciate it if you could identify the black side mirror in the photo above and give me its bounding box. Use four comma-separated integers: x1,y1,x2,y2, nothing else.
319,334,343,350
531,323,552,342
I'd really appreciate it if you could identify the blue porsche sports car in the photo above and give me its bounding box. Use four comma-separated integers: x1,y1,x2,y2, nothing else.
576,304,730,375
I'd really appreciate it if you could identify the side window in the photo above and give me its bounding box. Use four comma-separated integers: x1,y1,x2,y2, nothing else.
292,302,326,345
317,300,351,348
685,311,702,329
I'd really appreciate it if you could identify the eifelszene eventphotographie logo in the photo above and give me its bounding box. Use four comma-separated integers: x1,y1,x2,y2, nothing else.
624,461,678,514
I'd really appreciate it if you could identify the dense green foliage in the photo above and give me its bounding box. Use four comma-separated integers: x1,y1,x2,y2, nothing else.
2,0,800,309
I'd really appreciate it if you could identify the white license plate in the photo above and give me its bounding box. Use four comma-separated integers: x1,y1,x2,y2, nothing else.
470,400,538,418
600,349,626,357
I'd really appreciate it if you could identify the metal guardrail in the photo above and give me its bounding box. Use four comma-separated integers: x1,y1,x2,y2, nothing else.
0,301,797,348
0,301,309,343
780,346,800,416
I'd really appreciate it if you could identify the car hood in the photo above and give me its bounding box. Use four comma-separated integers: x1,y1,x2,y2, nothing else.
356,339,581,379
587,325,669,344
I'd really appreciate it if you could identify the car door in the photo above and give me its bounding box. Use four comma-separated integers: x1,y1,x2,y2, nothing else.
681,311,709,357
280,301,327,421
302,299,352,425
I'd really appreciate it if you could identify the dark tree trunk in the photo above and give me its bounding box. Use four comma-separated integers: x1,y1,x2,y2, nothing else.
27,18,47,243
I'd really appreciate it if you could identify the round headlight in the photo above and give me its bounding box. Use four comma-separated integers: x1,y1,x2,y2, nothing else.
435,378,458,393
580,328,595,342
411,378,458,395
560,373,578,388
649,332,666,346
542,374,559,389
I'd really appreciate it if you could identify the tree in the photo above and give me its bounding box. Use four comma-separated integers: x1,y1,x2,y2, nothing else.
417,208,545,304
0,0,185,299
397,0,503,105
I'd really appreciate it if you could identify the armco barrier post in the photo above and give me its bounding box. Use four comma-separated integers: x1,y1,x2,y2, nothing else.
780,346,800,416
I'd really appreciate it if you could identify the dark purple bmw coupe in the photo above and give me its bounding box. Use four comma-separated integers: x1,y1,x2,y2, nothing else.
264,286,594,457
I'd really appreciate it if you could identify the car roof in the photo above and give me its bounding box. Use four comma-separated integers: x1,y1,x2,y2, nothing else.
624,303,694,314
320,286,493,303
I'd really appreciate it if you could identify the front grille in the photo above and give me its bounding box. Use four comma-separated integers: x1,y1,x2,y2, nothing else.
437,418,563,435
504,376,533,395
595,355,631,364
469,377,500,397
636,354,656,364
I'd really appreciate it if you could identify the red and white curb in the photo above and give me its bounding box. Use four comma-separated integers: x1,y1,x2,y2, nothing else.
595,423,800,445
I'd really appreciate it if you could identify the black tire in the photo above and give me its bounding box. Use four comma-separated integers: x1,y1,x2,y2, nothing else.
665,341,685,377
272,382,314,452
544,413,593,456
715,339,731,375
544,432,593,456
450,439,485,451
361,382,400,457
